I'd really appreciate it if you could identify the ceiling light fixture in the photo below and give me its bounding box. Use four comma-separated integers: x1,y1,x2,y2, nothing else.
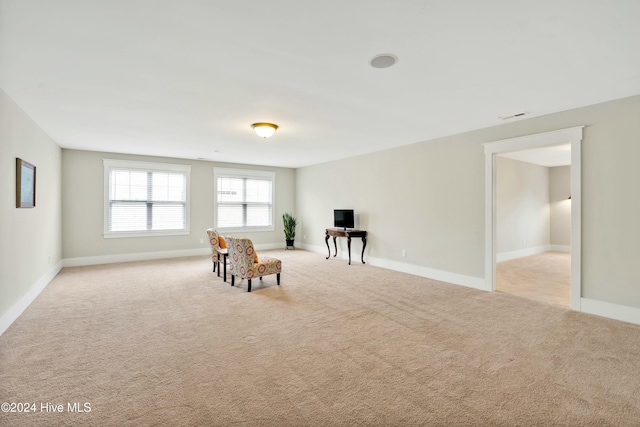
251,123,278,138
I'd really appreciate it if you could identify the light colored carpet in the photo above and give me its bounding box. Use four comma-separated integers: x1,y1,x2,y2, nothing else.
1,249,640,426
496,251,571,307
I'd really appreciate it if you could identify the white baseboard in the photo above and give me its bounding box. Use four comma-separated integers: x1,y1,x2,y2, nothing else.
0,261,63,336
63,243,288,268
299,242,357,263
303,242,638,324
497,245,551,262
299,243,486,290
367,257,487,290
63,248,211,267
580,298,640,326
299,242,332,256
256,242,288,251
2,244,287,335
497,245,570,261
4,247,640,336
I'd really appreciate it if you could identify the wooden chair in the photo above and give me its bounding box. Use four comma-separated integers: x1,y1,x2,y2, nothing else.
226,237,281,292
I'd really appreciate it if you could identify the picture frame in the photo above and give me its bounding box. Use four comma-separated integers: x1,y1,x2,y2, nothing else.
16,158,36,208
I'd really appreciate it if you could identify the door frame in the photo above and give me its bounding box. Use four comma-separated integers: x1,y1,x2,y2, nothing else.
484,126,583,310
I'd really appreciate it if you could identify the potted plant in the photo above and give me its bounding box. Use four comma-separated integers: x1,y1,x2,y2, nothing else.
283,213,298,249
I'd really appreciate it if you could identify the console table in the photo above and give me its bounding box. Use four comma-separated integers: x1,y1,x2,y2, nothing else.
325,228,367,265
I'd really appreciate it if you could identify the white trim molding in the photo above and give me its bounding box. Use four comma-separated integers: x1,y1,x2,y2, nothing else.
497,245,552,263
5,244,640,337
367,257,485,290
213,167,276,233
63,243,285,268
103,158,192,239
581,298,640,326
484,126,584,308
63,248,210,267
0,261,63,336
300,243,485,290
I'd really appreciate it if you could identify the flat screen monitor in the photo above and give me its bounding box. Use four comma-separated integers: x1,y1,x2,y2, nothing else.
334,209,354,230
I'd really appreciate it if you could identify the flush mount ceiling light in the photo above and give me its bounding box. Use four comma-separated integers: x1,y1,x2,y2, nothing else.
369,53,398,69
251,123,278,138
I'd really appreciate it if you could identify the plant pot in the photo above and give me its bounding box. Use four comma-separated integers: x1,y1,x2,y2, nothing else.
286,239,295,249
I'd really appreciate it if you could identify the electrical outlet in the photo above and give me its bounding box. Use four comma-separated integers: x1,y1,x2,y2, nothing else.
200,238,204,244
402,250,407,257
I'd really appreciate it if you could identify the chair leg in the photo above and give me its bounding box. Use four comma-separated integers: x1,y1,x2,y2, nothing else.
231,275,235,286
277,273,280,286
213,261,216,272
260,277,263,280
248,279,252,292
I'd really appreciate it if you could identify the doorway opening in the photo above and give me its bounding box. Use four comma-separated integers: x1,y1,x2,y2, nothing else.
494,149,571,307
484,127,583,310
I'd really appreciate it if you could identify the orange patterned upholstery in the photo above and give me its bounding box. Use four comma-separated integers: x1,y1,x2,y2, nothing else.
226,236,281,292
206,228,224,272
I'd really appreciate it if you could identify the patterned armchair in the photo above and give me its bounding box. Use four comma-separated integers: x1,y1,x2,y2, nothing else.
226,237,282,292
206,228,226,273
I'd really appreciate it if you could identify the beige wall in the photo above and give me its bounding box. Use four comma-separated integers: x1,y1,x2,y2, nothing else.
549,166,571,247
582,105,640,304
296,95,640,307
296,133,486,278
496,157,550,254
0,89,62,319
62,149,295,259
496,160,571,255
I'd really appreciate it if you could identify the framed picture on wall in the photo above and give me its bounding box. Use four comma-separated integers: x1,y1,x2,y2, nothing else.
16,158,36,208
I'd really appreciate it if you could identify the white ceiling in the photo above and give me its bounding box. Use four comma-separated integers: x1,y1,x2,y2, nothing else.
499,144,571,167
1,1,639,168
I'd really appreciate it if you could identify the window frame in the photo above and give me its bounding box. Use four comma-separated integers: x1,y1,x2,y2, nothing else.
103,159,191,238
213,167,276,233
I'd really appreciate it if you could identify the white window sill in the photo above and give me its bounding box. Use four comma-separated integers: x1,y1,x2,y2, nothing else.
215,226,275,234
103,230,190,239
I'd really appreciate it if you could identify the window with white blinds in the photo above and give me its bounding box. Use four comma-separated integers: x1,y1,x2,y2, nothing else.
103,159,190,238
213,168,275,232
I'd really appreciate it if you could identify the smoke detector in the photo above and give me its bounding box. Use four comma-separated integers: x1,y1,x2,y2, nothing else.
370,54,398,69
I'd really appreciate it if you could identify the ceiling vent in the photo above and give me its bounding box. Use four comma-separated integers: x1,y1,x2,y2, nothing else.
499,112,527,120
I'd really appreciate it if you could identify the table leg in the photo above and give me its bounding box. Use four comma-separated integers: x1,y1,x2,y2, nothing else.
361,236,367,264
223,254,228,282
347,236,352,265
325,233,331,259
332,236,338,257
